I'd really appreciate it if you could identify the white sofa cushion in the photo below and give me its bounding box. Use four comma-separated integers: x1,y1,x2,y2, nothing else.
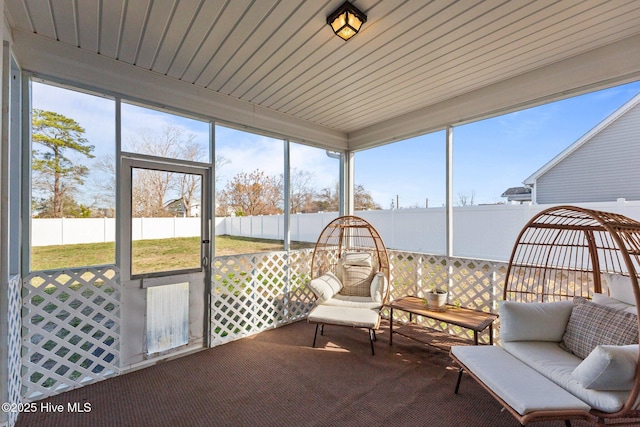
561,297,638,359
343,252,373,267
572,345,638,391
592,293,637,315
503,341,630,413
322,294,382,310
452,345,590,415
308,272,342,304
370,272,387,303
602,273,637,306
499,300,573,342
307,305,380,329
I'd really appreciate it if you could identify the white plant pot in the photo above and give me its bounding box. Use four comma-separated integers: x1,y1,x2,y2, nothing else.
425,291,448,311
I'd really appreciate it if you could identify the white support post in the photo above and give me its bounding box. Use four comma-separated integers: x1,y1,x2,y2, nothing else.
446,126,454,292
283,139,290,252
342,151,354,216
446,126,453,258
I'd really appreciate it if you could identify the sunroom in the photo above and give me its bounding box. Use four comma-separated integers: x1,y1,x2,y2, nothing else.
2,1,640,426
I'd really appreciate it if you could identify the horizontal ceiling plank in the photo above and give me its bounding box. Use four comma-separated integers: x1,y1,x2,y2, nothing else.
98,0,125,58
117,0,151,64
75,0,99,53
149,1,203,74
194,0,280,88
22,0,55,38
51,0,77,45
222,0,329,97
5,0,34,32
206,0,299,92
135,0,179,70
179,0,254,83
164,0,229,79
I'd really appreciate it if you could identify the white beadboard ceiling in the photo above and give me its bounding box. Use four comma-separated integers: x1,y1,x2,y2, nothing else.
6,0,640,143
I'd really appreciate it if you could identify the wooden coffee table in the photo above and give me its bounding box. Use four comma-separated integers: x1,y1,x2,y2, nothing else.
387,295,498,346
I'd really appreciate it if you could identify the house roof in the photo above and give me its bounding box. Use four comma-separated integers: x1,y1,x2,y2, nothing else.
524,92,640,186
501,186,532,202
7,1,640,151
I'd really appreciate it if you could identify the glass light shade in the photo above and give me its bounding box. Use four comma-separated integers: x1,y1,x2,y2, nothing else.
327,1,367,41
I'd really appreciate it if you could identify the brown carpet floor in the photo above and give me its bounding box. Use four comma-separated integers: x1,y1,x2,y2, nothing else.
16,320,595,427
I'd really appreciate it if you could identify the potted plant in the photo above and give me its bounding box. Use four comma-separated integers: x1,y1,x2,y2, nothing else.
425,283,448,311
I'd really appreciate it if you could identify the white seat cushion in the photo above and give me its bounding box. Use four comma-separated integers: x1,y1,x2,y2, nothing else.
452,345,590,415
503,341,631,413
321,294,382,310
307,305,380,329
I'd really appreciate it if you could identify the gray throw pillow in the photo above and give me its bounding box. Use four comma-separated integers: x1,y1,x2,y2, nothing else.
561,297,638,359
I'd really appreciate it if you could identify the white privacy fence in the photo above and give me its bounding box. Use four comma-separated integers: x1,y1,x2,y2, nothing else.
32,199,640,262
31,217,226,247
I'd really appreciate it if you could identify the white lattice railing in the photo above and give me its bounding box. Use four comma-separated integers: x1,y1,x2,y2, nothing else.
22,266,120,401
14,249,505,405
210,249,508,347
387,250,507,343
6,275,21,427
211,250,315,346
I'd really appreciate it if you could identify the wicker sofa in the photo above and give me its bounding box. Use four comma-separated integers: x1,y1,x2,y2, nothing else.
453,290,639,425
451,206,640,426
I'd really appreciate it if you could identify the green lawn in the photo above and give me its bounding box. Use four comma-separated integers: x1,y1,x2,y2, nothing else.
31,235,314,272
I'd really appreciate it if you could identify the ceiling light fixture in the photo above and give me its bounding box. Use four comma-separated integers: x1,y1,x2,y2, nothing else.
327,1,367,41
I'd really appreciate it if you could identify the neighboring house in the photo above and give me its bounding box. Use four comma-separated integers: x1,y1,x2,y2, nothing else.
524,92,640,204
501,187,532,204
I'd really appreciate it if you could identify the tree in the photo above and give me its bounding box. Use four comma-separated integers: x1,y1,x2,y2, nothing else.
354,184,381,210
126,125,215,217
456,191,476,206
313,184,339,212
288,169,316,213
218,169,282,216
313,182,381,212
32,109,95,217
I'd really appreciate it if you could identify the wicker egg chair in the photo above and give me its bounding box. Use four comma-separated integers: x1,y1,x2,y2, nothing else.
306,216,390,354
310,215,390,302
504,205,640,423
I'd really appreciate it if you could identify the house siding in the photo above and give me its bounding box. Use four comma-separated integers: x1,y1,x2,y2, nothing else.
536,102,640,204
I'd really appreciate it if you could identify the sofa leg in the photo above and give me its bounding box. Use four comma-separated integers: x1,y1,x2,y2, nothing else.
455,368,464,394
564,421,571,427
312,324,319,348
321,324,325,336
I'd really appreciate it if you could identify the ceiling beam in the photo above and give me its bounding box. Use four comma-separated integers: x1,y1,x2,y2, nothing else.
11,29,348,151
349,33,640,151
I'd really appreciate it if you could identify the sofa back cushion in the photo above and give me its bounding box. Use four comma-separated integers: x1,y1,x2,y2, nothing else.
499,300,574,342
561,297,638,359
340,264,374,296
602,273,637,306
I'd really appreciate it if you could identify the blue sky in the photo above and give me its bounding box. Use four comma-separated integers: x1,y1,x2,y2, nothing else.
356,80,640,208
32,79,640,210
